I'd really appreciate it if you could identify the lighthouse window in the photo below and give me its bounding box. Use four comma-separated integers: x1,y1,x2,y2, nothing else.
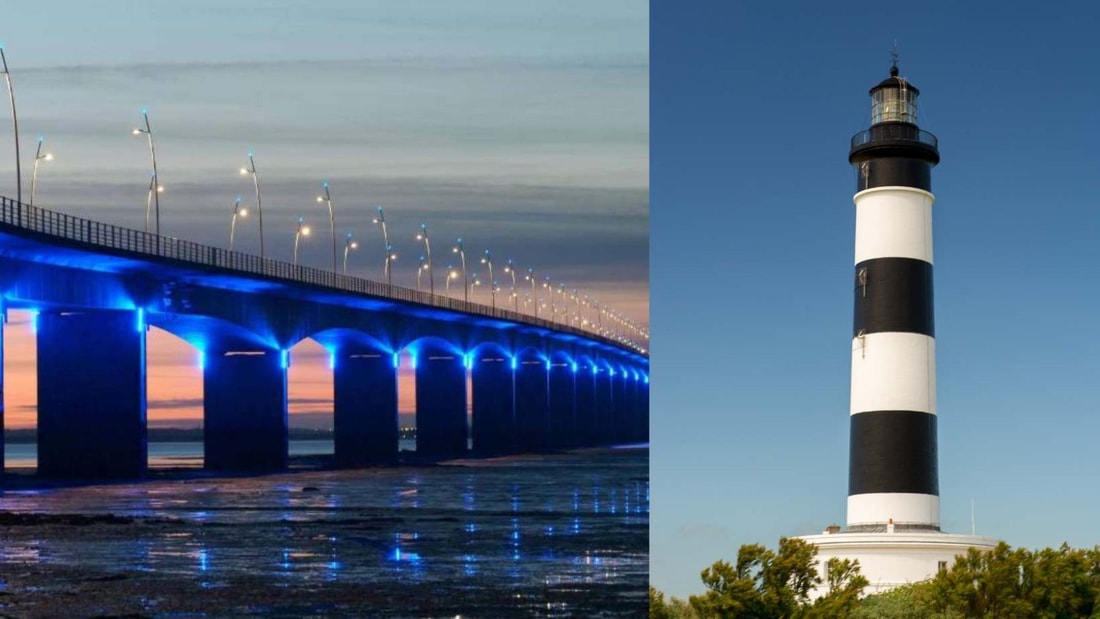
872,88,918,124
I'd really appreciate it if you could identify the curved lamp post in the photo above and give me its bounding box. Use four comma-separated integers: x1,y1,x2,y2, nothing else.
452,238,468,301
542,276,554,319
132,109,161,235
417,256,429,292
240,152,264,258
371,206,394,286
229,195,248,251
316,181,337,272
480,250,495,308
293,216,311,265
525,268,538,318
342,232,358,274
30,135,53,207
1,46,22,205
415,224,433,295
503,259,518,312
445,264,459,295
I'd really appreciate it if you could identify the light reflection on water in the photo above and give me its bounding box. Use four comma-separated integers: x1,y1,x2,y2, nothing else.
0,448,648,614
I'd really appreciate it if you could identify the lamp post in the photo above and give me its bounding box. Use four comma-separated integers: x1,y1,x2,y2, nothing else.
452,238,468,302
445,264,459,295
240,152,264,258
293,216,311,265
0,45,22,205
415,224,433,295
30,135,52,207
316,181,337,272
229,195,248,251
503,259,518,312
132,109,162,235
342,232,358,274
525,268,538,318
371,206,394,286
480,250,495,308
417,256,428,292
542,276,554,319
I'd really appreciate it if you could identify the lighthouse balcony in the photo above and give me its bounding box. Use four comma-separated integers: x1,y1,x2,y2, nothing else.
850,123,939,164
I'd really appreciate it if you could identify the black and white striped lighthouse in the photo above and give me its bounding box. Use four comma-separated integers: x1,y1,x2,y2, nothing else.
846,62,941,532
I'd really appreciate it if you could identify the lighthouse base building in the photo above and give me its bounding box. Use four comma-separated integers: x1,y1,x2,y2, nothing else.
800,530,997,597
799,62,997,597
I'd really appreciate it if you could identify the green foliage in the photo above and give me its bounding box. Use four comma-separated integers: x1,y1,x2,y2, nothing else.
650,586,699,619
687,537,868,619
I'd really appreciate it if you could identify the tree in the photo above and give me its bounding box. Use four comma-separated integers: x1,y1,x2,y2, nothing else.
688,537,867,618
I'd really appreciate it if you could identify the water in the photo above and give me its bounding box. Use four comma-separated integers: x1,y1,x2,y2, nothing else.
0,447,648,616
4,440,418,469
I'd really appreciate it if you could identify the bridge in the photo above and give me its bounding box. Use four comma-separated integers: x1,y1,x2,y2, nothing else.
0,195,649,479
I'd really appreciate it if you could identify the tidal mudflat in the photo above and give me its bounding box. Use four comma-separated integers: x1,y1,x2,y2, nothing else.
0,448,648,617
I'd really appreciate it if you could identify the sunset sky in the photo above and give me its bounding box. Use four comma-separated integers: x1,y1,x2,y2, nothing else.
1,1,648,430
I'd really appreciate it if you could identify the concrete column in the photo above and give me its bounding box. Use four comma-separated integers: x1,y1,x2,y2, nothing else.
414,345,467,457
470,350,514,455
547,361,575,450
638,375,650,444
0,310,5,476
204,347,287,471
334,348,398,466
575,364,598,447
622,369,639,443
514,353,549,453
613,368,629,444
37,309,147,478
595,367,614,446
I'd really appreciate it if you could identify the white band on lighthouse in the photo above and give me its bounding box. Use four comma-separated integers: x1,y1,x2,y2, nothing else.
854,186,934,264
850,333,936,415
847,493,940,529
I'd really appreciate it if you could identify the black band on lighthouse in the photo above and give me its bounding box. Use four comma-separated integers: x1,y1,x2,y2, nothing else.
849,410,938,496
853,258,934,337
854,157,933,192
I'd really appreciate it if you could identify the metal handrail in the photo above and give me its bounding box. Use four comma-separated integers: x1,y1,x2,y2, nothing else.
850,126,938,150
0,196,647,357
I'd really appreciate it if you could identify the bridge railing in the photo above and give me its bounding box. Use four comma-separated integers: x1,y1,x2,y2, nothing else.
0,196,645,355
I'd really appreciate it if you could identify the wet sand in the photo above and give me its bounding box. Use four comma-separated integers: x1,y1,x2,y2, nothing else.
0,448,648,617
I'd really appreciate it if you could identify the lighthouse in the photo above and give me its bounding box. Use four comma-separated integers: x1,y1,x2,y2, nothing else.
799,60,997,596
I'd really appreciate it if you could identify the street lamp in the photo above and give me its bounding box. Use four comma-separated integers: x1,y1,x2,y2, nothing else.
316,181,337,272
452,238,468,302
293,216,311,265
240,151,264,258
502,259,518,312
0,45,22,205
525,268,538,318
342,232,358,274
417,255,429,292
132,109,161,235
371,206,394,286
415,224,433,295
29,135,53,207
542,276,554,319
229,195,248,251
480,250,495,308
445,264,459,295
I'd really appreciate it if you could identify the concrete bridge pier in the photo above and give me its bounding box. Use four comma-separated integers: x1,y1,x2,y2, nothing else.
514,352,549,453
621,370,639,443
547,361,575,450
203,346,287,471
575,363,598,447
37,309,147,478
470,350,515,455
333,346,399,466
414,343,467,457
595,367,614,446
638,377,650,443
613,369,630,444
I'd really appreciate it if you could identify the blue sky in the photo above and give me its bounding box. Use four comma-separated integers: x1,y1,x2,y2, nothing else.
653,1,1100,598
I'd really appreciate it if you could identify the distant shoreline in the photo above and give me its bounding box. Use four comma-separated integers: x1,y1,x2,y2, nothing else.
4,427,417,443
